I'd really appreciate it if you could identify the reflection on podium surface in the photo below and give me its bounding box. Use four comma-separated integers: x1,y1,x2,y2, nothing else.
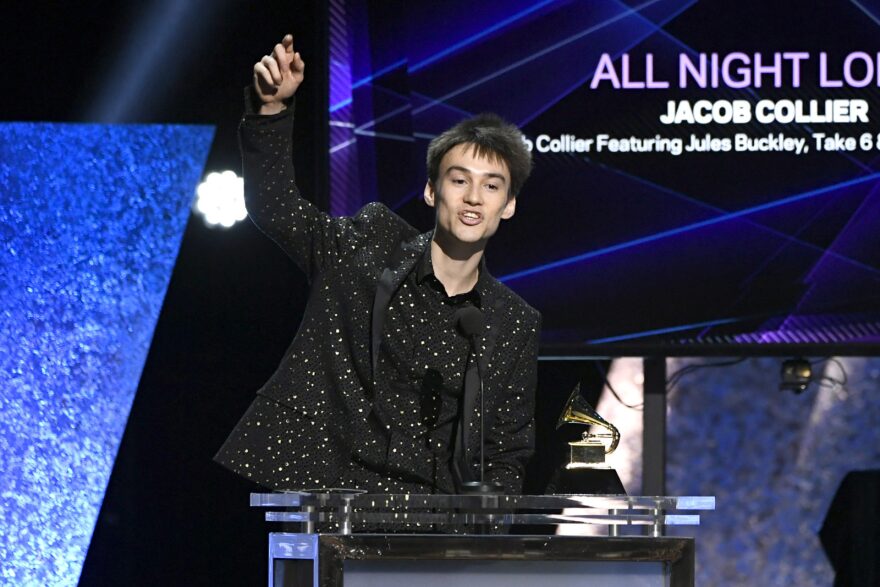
250,491,714,535
251,491,712,587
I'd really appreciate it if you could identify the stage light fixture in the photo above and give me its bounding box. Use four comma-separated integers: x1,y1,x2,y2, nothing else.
780,358,812,393
194,170,247,228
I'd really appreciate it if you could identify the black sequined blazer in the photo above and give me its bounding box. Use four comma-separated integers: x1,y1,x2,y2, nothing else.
214,107,541,495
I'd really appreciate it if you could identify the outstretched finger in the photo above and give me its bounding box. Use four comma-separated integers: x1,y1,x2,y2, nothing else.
282,33,294,53
261,55,283,85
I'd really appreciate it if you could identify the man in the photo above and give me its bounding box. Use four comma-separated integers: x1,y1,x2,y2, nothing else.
215,34,541,495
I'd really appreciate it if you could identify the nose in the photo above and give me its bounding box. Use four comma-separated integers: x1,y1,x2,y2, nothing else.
463,184,483,205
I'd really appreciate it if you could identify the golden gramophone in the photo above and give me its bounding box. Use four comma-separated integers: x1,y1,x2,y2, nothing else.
557,383,620,468
548,384,625,494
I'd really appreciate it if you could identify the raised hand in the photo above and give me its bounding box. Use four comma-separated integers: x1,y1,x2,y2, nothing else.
253,34,305,115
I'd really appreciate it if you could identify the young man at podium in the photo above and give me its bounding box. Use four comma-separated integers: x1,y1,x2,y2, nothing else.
215,34,541,497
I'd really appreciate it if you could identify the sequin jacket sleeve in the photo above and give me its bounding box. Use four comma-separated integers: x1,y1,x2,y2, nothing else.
238,107,388,279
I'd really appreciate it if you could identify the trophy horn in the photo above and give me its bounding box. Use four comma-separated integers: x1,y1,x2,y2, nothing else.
556,383,620,454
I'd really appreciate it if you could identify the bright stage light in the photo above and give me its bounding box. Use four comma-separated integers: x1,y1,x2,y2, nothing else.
195,170,247,228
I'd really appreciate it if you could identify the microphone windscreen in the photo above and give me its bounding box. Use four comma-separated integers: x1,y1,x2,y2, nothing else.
455,305,485,338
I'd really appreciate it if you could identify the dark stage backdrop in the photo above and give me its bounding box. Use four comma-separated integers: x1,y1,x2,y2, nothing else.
327,0,880,355
3,3,589,585
0,3,591,585
4,2,877,586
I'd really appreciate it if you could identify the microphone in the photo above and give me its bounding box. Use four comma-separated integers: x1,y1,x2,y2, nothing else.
454,306,503,495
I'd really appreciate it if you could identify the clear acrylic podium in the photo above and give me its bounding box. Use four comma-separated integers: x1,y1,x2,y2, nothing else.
250,492,714,587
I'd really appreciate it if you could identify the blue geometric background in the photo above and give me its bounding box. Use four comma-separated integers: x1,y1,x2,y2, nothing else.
0,122,213,585
328,0,880,349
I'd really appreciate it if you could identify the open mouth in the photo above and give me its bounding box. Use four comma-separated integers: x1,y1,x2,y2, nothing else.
459,210,482,226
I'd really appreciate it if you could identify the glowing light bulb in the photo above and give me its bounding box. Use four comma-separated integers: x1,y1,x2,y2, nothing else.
194,170,247,228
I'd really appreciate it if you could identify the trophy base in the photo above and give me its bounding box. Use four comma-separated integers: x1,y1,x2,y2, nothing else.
569,441,606,465
546,465,626,495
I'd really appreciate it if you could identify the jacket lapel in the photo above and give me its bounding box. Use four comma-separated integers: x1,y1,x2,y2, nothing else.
477,270,504,373
459,279,504,481
370,232,433,377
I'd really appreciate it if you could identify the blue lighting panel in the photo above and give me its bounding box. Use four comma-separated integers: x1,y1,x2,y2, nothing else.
0,122,213,585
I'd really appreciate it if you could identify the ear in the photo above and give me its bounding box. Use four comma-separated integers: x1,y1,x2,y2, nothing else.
423,181,436,208
501,195,516,220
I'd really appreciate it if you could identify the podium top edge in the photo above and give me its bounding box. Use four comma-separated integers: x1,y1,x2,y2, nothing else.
249,492,716,510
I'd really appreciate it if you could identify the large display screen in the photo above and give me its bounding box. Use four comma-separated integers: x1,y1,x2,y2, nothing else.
327,0,880,354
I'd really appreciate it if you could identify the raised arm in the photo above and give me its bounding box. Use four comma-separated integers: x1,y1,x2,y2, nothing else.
241,35,374,278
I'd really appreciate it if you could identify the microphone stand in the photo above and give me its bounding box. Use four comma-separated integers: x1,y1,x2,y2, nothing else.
452,306,504,535
460,329,504,496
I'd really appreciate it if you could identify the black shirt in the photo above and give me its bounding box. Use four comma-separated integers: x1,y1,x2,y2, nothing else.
341,248,485,491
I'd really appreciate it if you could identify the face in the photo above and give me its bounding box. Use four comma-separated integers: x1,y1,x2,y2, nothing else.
424,143,516,253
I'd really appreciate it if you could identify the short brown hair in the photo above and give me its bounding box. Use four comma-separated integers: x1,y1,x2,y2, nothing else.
426,113,533,198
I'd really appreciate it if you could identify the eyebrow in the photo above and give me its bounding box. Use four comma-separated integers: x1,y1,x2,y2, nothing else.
445,165,508,183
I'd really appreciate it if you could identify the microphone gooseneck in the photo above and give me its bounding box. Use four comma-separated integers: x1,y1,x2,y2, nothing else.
454,305,503,496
